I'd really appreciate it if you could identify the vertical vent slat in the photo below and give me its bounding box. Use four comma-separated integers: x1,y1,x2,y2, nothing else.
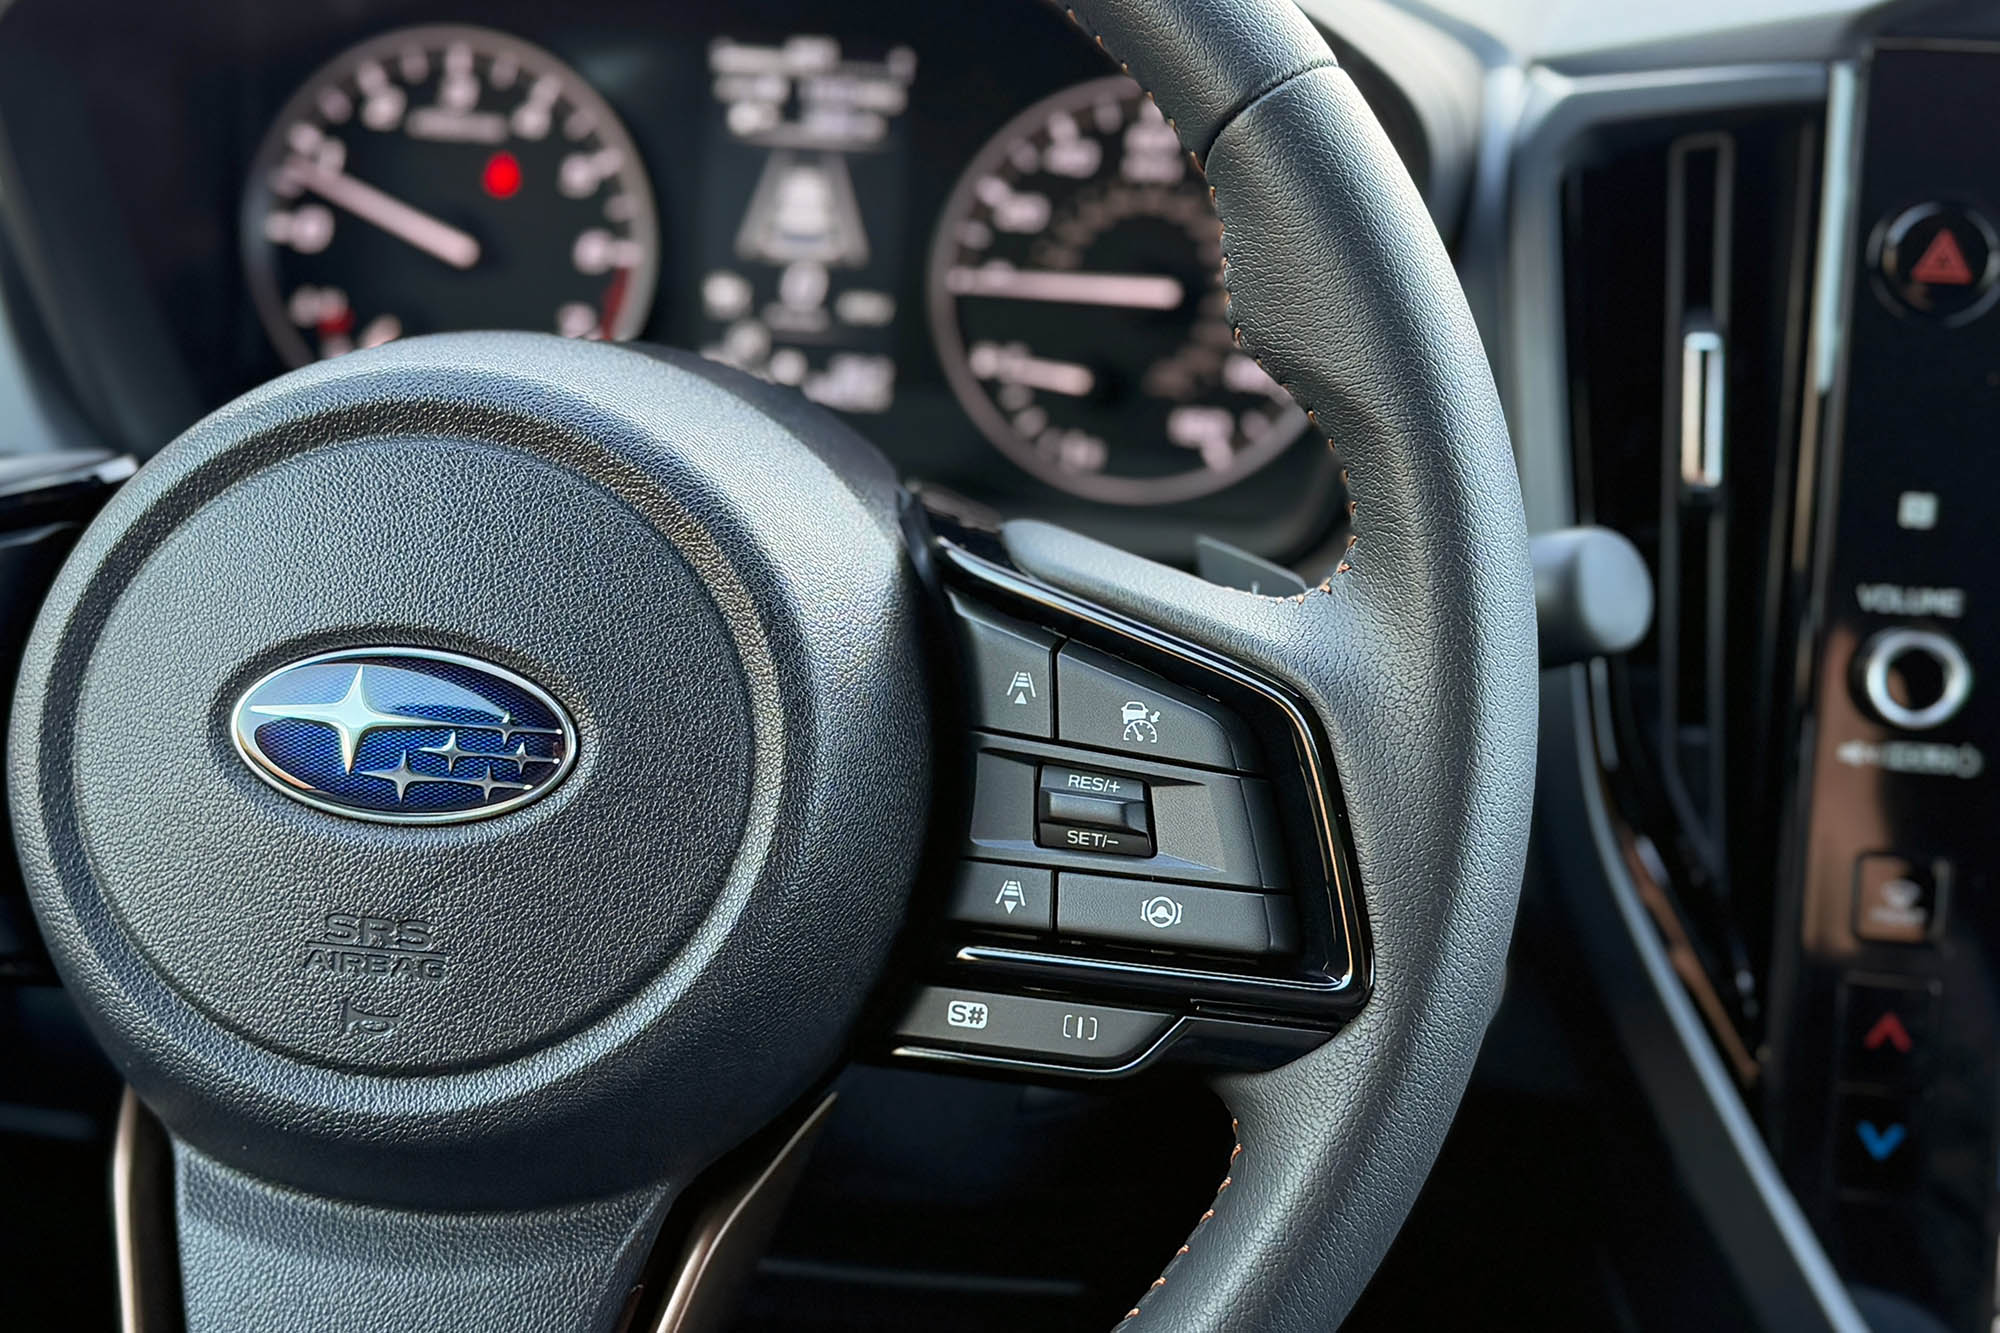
1657,133,1737,892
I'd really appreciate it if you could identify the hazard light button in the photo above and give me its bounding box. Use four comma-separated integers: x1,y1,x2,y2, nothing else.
1874,202,2000,324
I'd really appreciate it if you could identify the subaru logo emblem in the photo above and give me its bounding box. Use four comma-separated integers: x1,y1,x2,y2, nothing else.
231,648,576,824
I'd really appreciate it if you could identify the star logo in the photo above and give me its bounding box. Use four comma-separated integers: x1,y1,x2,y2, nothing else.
248,666,429,772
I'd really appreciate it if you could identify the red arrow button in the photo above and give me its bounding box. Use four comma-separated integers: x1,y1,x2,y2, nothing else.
1863,1011,1914,1054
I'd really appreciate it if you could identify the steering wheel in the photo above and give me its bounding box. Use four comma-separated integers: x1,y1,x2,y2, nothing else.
6,1,1536,1329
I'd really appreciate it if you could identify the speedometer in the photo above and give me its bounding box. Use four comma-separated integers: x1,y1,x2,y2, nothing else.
929,75,1307,506
243,25,659,366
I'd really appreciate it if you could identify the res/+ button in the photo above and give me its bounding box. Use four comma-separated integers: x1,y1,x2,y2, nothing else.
1035,764,1153,857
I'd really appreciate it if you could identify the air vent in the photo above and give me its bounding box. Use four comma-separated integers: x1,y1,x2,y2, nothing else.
1563,109,1823,1079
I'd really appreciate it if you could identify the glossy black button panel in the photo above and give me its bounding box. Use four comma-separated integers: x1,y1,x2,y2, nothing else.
947,861,1053,932
916,566,1363,1078
949,592,1056,738
1055,640,1258,771
894,986,1172,1068
1057,873,1298,958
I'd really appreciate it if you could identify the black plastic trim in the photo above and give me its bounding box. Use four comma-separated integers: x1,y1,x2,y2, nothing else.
872,519,1367,1080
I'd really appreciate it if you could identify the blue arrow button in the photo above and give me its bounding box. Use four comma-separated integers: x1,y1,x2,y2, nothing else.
1856,1120,1908,1162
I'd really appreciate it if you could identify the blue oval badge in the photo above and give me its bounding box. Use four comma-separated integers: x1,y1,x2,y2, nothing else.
231,648,576,824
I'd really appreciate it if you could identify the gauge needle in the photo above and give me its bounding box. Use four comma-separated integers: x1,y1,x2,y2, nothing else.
969,345,1096,397
283,156,481,270
946,265,1184,310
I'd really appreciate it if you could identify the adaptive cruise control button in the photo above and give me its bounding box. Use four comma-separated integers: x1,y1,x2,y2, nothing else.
894,987,1172,1068
947,861,1053,932
1058,873,1299,956
950,593,1057,737
1056,641,1257,770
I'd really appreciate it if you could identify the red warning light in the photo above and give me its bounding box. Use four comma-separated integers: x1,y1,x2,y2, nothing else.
481,150,523,201
1910,227,1974,286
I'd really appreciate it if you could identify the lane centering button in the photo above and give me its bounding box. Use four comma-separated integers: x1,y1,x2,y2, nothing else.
1057,872,1299,956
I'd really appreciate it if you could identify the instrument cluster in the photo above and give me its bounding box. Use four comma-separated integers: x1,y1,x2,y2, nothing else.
0,0,1376,561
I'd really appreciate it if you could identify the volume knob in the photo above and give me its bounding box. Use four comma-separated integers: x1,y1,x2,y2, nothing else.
1855,628,1973,731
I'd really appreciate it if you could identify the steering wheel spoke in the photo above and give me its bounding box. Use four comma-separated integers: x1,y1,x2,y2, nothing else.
170,1140,672,1333
874,507,1367,1083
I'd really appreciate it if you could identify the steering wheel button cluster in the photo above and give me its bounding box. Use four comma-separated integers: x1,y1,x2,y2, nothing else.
1055,640,1258,771
894,986,1172,1068
949,592,1057,738
1057,873,1299,957
947,861,1055,932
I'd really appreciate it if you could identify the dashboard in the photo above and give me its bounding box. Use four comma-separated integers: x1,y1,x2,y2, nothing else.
0,0,1436,565
13,0,2000,1331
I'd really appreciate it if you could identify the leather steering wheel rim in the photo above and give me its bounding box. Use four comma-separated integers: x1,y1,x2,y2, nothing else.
1022,1,1539,1327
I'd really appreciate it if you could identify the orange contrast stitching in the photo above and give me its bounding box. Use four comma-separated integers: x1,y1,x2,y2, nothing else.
1116,1128,1242,1326
1058,3,1356,580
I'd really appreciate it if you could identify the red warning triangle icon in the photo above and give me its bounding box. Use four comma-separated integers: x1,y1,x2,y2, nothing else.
1910,227,1975,286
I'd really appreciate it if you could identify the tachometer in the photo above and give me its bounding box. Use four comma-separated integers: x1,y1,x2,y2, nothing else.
243,25,659,366
929,75,1307,506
